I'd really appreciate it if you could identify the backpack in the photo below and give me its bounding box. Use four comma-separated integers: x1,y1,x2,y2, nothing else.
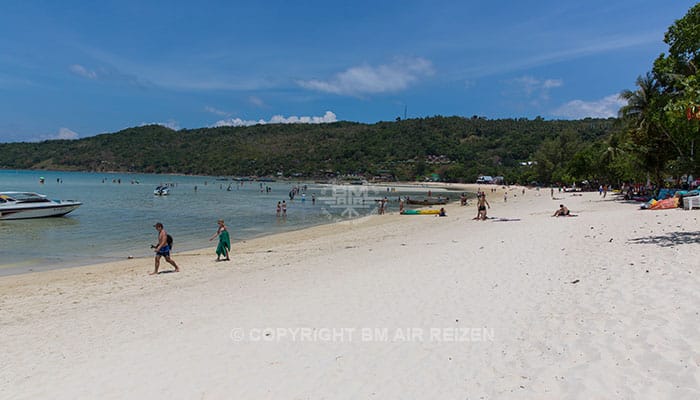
166,234,173,249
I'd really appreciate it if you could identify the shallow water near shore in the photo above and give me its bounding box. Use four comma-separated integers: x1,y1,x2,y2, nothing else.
0,170,459,275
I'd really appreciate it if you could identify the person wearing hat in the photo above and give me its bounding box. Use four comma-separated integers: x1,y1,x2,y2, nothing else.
150,222,180,275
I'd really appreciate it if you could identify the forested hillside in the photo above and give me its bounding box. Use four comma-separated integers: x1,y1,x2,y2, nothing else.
0,116,621,184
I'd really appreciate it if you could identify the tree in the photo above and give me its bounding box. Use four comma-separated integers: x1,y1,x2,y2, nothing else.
651,3,700,177
532,130,583,185
616,4,700,185
619,73,674,186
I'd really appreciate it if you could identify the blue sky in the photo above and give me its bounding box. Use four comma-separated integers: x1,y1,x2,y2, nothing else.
0,0,696,142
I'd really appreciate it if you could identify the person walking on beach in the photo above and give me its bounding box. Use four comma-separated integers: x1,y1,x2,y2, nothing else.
151,222,180,275
209,219,231,261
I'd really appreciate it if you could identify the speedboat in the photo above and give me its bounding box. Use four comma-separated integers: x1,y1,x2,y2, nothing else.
154,186,170,196
0,192,82,220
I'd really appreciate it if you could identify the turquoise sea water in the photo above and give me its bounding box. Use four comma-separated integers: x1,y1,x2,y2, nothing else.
0,170,453,275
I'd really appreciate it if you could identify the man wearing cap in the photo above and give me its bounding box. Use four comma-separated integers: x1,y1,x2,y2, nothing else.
151,222,180,275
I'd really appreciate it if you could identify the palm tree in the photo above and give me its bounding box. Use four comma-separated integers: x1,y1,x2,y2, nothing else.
600,131,626,164
619,73,659,130
619,73,677,187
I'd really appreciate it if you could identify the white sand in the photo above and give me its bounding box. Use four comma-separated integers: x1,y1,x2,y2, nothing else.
1,186,699,399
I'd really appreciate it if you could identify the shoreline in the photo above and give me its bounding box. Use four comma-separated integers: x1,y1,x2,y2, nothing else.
0,180,478,277
0,184,476,281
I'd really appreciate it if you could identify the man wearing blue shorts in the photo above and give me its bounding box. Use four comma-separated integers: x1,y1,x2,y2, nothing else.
151,222,180,275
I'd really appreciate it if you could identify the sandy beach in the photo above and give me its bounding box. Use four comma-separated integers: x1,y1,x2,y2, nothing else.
1,185,699,399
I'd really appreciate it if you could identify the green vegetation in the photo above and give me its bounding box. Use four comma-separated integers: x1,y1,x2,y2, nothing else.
617,4,700,187
0,117,622,184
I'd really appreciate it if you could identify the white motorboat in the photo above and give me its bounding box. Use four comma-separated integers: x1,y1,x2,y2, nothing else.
0,192,82,220
154,186,170,196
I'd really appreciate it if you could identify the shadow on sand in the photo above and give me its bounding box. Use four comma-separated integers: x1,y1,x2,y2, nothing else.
628,231,700,247
155,270,178,275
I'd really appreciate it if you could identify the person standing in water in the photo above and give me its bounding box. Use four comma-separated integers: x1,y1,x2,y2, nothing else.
209,219,231,261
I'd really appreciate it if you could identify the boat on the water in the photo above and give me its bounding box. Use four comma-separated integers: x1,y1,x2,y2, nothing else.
154,186,170,196
406,197,448,206
0,192,82,220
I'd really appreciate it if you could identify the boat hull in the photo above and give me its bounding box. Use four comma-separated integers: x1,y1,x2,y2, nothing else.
406,199,448,206
0,203,81,220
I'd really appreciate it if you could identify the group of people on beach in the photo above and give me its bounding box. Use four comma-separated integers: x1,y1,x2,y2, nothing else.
149,186,579,274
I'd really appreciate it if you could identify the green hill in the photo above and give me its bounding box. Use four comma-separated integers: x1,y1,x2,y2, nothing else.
0,116,619,184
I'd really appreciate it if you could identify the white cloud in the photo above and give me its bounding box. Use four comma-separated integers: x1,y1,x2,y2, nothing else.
69,64,97,79
69,61,153,88
248,96,266,108
543,79,563,89
214,111,337,127
57,128,79,140
462,32,661,79
551,94,626,119
204,106,230,117
159,120,181,130
298,57,434,96
510,76,562,98
40,128,79,141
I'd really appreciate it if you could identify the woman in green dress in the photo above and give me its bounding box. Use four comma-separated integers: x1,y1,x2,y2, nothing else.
209,219,231,261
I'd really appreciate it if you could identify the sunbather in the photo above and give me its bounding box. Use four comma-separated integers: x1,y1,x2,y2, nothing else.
553,204,570,217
